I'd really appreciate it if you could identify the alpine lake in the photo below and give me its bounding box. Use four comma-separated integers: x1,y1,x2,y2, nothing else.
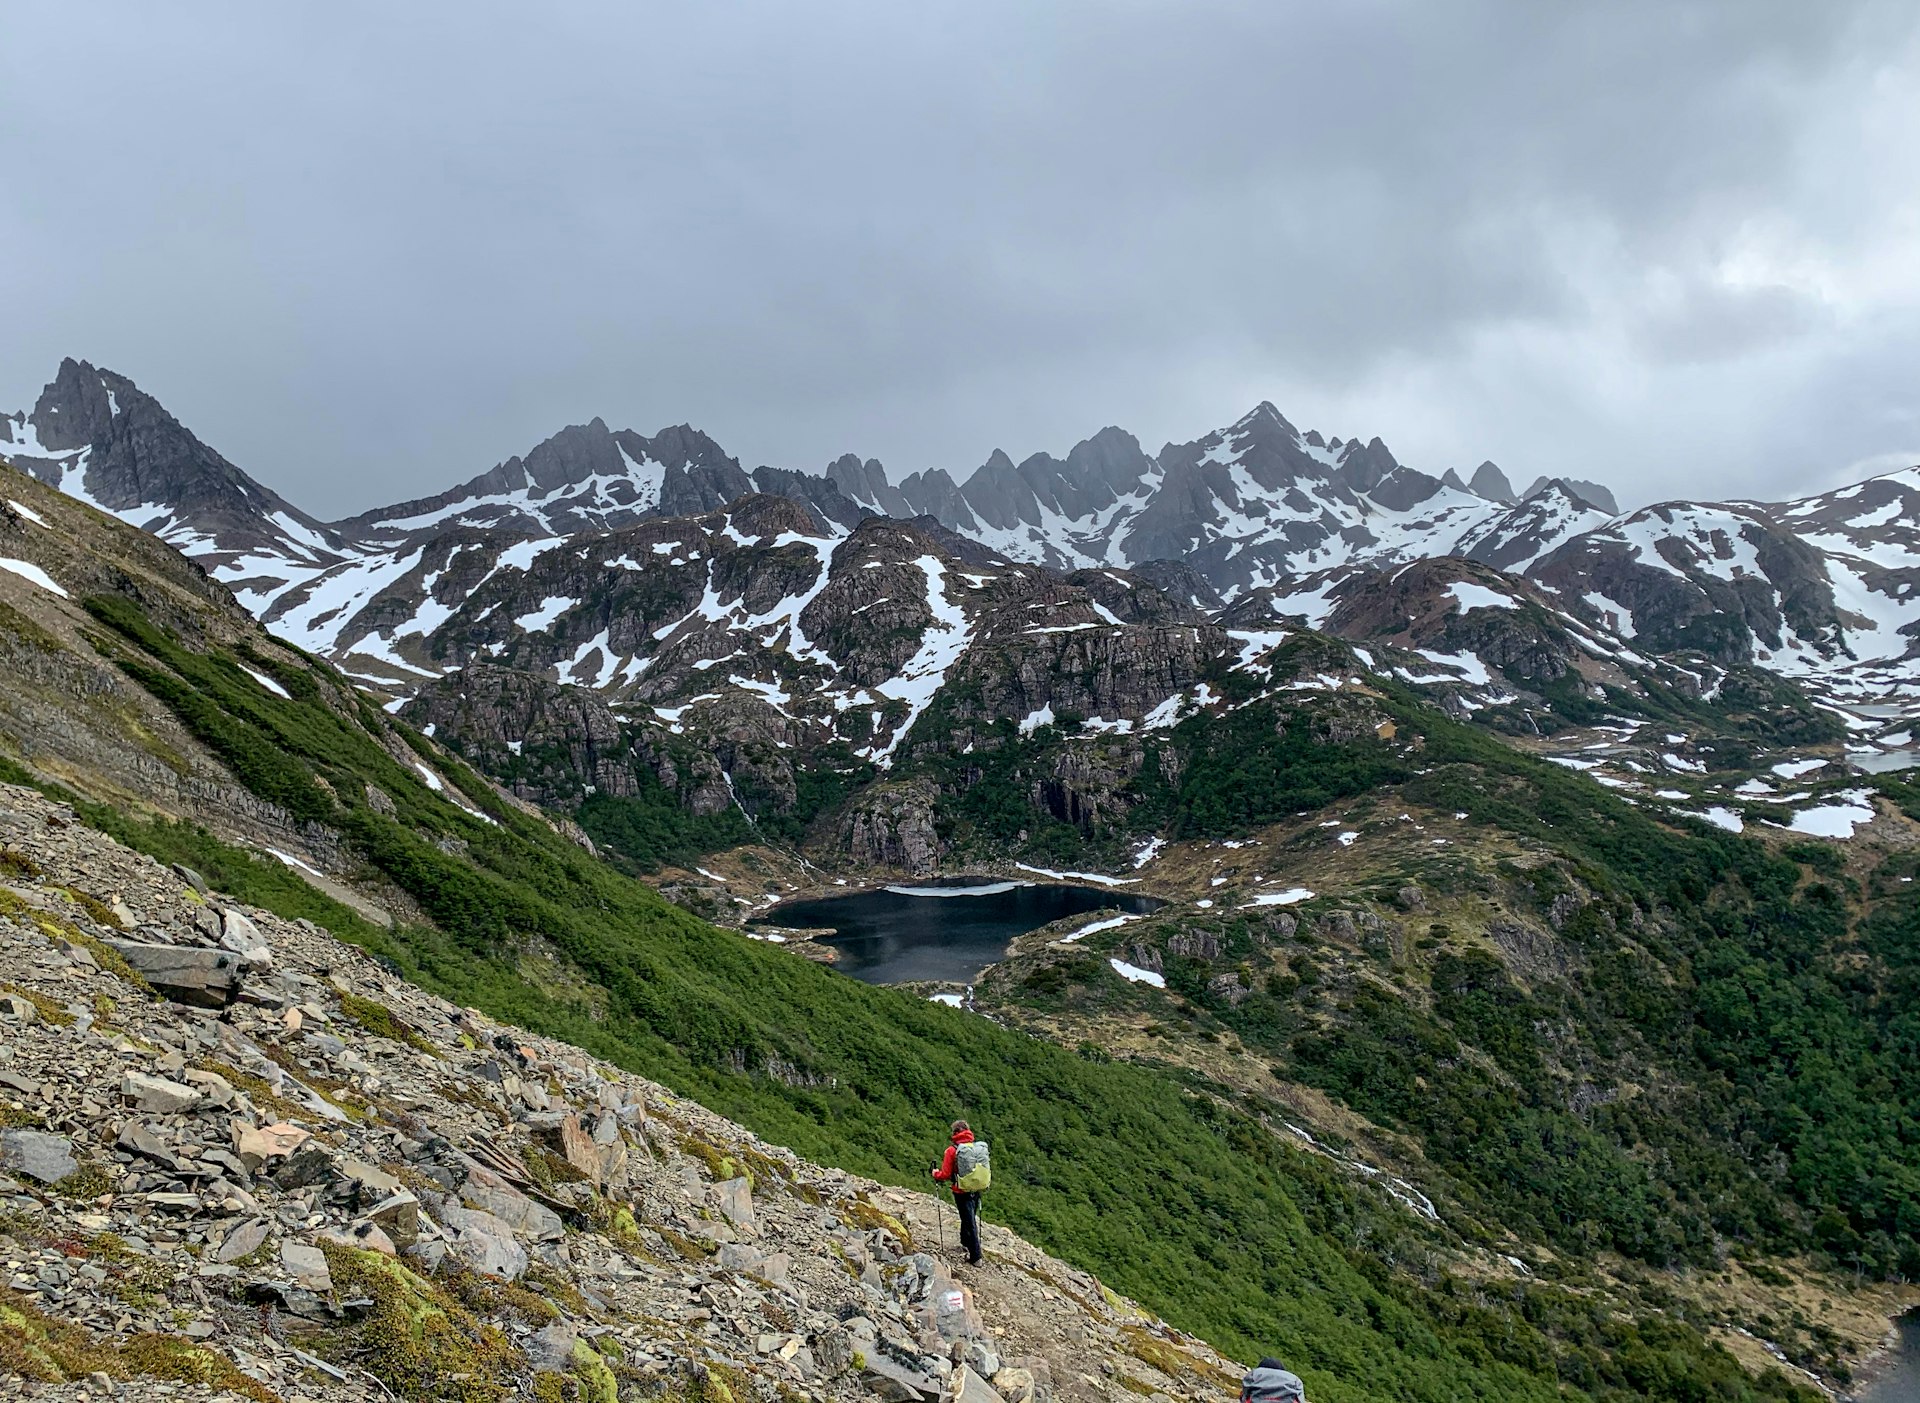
754,878,1162,986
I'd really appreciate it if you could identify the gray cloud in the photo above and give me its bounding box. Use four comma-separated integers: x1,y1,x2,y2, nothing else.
3,0,1918,516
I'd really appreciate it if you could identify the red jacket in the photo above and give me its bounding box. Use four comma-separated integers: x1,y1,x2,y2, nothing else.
931,1129,974,1196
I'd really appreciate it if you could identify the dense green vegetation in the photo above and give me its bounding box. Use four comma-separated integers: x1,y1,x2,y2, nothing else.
978,669,1920,1294
48,593,1836,1403
575,785,755,873
847,625,1920,1297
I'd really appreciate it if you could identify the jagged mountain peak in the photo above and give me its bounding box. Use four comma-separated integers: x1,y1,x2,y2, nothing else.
1520,473,1619,515
1469,460,1518,503
335,414,754,541
3,357,340,567
1230,399,1296,435
821,452,912,522
29,356,123,451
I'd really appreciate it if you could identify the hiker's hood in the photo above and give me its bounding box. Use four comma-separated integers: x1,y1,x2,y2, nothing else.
951,1129,975,1144
1242,1365,1304,1401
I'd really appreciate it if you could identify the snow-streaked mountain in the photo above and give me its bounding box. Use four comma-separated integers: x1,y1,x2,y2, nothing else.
2,358,351,574
9,356,1920,737
1456,482,1615,573
884,404,1556,593
332,416,757,545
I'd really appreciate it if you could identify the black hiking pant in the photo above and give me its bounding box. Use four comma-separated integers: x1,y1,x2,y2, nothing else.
954,1191,983,1263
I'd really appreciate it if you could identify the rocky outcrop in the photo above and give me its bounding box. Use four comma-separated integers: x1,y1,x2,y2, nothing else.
830,780,943,873
402,665,635,805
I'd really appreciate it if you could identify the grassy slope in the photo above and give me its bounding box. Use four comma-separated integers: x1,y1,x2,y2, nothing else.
11,593,1827,1403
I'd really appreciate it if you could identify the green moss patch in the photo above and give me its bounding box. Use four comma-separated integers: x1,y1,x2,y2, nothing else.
319,1245,524,1401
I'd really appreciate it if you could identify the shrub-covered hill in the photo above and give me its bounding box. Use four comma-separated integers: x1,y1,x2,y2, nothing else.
419,615,1920,1381
0,468,1834,1402
936,666,1920,1383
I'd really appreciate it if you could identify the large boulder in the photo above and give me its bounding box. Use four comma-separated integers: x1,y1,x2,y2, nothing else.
460,1164,564,1241
440,1204,529,1280
0,1128,77,1184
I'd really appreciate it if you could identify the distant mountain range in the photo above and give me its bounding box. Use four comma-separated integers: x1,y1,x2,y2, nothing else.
6,357,1918,762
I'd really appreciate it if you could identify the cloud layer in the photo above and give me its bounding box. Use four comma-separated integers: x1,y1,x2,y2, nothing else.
4,0,1919,516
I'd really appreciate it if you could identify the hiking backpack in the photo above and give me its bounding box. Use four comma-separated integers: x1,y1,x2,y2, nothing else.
953,1139,991,1191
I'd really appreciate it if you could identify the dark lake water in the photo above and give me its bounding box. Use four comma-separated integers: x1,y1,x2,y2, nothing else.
1862,1316,1920,1403
757,879,1160,985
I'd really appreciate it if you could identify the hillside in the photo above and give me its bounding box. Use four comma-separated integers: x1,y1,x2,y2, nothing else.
0,443,1862,1400
0,782,1245,1403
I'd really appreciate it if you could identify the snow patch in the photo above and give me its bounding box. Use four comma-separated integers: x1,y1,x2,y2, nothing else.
1446,581,1516,613
1776,791,1876,839
1108,958,1165,988
1771,758,1828,778
1060,913,1141,943
0,558,68,598
1013,863,1138,887
240,666,291,699
514,595,575,633
1243,887,1314,907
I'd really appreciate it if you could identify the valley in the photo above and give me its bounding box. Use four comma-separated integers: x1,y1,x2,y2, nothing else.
7,356,1920,1401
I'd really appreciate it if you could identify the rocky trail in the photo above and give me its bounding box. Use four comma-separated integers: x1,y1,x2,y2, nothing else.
0,782,1241,1403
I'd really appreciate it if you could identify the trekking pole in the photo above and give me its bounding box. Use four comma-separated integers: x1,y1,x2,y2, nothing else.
931,1165,946,1254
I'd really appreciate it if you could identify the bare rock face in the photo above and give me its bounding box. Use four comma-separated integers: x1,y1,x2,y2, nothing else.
1031,742,1148,834
833,780,943,874
403,664,634,806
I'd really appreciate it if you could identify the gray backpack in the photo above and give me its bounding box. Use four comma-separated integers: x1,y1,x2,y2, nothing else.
953,1140,991,1191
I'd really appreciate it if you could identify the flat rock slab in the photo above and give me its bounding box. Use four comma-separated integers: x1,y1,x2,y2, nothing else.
234,1121,310,1170
712,1174,756,1230
214,1218,271,1264
441,1203,529,1280
107,940,240,1008
462,1164,564,1241
952,1364,1005,1403
281,1240,334,1293
122,1069,199,1114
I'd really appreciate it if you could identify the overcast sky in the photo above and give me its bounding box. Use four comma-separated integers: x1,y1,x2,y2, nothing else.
5,1,1920,518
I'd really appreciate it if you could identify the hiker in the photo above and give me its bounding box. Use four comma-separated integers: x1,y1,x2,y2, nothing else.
1240,1358,1306,1403
930,1119,990,1265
